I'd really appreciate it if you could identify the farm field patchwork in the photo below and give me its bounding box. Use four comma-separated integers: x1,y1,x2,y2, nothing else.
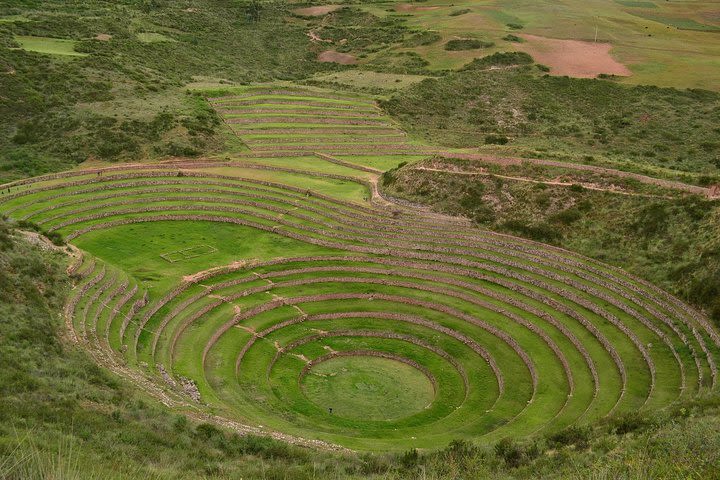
1,156,718,451
351,0,720,90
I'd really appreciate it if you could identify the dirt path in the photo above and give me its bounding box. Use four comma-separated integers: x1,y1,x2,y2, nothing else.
317,50,357,65
16,230,70,252
293,5,342,16
436,153,716,198
314,152,383,174
412,167,675,199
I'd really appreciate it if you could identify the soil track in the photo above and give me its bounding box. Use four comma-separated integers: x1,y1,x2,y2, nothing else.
436,153,714,197
517,34,631,78
412,167,672,199
318,50,357,65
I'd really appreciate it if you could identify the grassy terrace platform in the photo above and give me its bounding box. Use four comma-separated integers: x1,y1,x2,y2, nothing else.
208,85,436,161
2,158,718,451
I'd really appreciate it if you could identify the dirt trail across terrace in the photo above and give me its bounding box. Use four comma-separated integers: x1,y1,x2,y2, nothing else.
370,173,471,225
436,153,716,198
412,167,673,199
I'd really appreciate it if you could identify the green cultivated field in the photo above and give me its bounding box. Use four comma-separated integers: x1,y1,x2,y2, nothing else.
302,356,436,421
13,35,88,56
354,0,720,90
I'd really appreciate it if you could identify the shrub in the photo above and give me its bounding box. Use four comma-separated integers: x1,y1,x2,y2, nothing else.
501,219,561,243
449,8,471,16
46,231,65,246
547,425,592,449
445,39,494,51
507,23,524,30
494,438,524,468
697,174,720,186
461,52,533,70
443,439,478,463
403,31,441,47
608,412,650,435
632,202,669,236
400,448,419,468
503,34,523,42
485,134,509,145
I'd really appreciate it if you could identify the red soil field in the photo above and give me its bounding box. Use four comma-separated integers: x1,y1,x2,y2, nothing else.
517,34,631,78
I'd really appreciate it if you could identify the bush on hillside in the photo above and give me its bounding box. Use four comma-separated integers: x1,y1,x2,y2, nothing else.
444,39,494,51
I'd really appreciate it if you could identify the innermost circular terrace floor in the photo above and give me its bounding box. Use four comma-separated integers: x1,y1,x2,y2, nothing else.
301,355,436,422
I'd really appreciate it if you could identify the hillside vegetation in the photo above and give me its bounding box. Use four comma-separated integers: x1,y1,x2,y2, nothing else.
381,59,720,176
0,0,332,181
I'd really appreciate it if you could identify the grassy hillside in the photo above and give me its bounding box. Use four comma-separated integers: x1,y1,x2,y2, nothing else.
0,1,445,182
355,0,720,89
0,0,334,181
381,56,720,176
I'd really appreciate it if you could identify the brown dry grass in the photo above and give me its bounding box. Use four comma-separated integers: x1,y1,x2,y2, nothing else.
294,5,342,16
317,50,357,64
517,34,631,78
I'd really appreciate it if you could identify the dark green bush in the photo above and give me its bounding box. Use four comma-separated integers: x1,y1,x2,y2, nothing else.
403,31,441,47
547,425,592,450
461,52,534,70
445,39,494,51
551,207,583,225
501,219,561,243
485,134,509,145
607,412,651,435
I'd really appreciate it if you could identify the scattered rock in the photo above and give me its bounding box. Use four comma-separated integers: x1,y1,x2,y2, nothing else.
179,376,202,402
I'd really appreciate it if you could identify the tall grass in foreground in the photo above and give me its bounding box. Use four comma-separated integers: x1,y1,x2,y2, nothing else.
0,431,101,480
